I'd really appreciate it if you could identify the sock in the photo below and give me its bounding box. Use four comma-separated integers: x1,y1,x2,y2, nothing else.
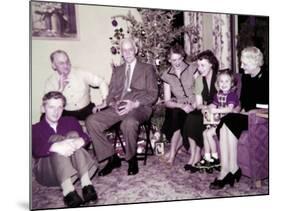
211,152,218,159
204,153,212,162
81,172,92,188
61,178,75,196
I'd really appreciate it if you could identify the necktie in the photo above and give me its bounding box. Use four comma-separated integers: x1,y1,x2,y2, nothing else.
121,64,131,99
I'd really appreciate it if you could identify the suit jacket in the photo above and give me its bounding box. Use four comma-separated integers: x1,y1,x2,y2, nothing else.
106,60,158,110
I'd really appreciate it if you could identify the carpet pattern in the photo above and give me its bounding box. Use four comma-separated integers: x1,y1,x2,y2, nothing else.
31,150,269,210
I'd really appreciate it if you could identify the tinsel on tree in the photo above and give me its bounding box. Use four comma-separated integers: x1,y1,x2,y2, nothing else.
109,8,200,73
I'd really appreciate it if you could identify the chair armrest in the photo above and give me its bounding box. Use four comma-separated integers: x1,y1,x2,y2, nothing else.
247,112,269,180
249,112,268,125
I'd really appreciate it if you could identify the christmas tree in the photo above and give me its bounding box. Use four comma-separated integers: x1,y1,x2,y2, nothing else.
109,9,200,132
109,8,199,73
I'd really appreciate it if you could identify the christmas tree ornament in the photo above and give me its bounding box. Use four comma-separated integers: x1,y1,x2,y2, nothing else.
111,46,117,55
112,19,118,27
110,9,200,75
192,37,198,43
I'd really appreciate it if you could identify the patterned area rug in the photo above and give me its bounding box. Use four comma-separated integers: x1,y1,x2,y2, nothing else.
31,150,268,210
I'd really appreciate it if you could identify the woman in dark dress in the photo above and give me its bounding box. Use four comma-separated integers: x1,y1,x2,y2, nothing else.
209,46,269,189
182,50,219,172
160,44,197,165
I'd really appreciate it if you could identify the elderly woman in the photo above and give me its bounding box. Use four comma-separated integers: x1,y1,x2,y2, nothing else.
160,43,197,165
209,46,269,189
182,50,219,173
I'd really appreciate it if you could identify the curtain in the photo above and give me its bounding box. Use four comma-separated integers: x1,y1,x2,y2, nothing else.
212,14,232,69
184,12,232,69
183,12,203,59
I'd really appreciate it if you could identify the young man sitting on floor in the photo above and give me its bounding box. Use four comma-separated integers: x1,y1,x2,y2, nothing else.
32,91,98,208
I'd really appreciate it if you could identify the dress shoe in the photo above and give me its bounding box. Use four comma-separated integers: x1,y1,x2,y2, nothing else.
63,190,83,208
209,172,235,190
184,164,192,171
233,168,242,182
211,157,221,167
184,163,199,173
189,165,200,173
128,156,139,175
82,185,98,203
98,154,121,176
195,157,220,168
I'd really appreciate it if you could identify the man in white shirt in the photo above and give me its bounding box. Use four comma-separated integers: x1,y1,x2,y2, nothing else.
44,50,108,120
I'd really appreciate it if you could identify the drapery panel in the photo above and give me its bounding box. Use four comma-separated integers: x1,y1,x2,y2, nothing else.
212,14,232,69
184,12,203,59
184,12,232,69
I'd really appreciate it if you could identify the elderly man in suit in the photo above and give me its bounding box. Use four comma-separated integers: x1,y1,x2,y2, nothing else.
85,38,158,176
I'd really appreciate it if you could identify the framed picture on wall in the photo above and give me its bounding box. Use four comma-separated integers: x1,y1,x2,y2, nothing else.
31,1,78,39
30,0,269,210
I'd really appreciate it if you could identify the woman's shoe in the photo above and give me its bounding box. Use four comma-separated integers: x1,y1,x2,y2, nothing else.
233,168,242,182
209,172,235,189
194,158,208,168
210,157,220,167
209,178,222,189
184,164,192,171
189,165,200,173
185,163,201,173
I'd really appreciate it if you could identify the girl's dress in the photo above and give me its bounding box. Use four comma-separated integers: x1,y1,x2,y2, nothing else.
216,68,268,139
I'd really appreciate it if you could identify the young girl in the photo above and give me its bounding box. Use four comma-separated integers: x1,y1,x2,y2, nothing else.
196,69,239,172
